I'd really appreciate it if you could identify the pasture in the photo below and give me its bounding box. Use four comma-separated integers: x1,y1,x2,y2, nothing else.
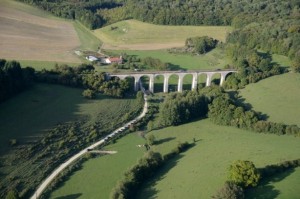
136,119,300,199
0,0,81,63
95,20,231,50
49,133,146,199
239,73,300,126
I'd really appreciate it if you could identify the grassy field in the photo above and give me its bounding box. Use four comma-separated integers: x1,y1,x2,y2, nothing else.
0,0,81,63
239,73,300,126
95,20,231,50
136,119,300,199
49,133,146,199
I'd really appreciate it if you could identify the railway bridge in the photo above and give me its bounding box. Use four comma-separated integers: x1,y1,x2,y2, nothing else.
108,69,237,93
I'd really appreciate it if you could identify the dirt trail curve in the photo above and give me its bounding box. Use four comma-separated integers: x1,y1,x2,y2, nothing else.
30,95,148,199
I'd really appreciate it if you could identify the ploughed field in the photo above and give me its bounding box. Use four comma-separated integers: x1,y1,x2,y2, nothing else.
0,0,81,63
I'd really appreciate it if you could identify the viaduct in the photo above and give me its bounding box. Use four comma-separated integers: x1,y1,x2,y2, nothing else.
108,70,237,93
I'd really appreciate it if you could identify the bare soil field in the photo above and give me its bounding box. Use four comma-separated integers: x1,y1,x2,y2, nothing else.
0,0,81,63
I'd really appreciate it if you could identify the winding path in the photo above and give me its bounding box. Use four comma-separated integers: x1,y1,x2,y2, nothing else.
30,95,148,199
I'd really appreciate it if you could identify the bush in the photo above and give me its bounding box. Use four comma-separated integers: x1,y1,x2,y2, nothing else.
82,89,96,99
212,181,244,199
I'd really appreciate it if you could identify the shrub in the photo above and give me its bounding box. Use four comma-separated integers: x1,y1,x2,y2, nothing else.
82,89,96,99
212,181,244,199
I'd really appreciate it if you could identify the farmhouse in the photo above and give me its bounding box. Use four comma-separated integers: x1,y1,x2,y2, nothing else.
103,56,123,64
86,56,98,62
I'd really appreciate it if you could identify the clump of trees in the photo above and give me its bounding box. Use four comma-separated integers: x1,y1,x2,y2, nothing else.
224,46,285,90
82,89,96,99
36,64,130,98
0,59,35,103
185,36,218,54
159,91,208,126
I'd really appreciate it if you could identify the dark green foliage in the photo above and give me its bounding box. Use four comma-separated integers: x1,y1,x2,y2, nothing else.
146,134,155,146
159,90,208,126
212,181,244,199
208,94,258,129
110,151,163,199
0,59,35,103
224,45,285,89
228,160,260,188
36,64,129,98
185,36,218,54
291,56,300,73
142,57,170,71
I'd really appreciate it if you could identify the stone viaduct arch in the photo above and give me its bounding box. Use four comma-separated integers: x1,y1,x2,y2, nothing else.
108,70,237,93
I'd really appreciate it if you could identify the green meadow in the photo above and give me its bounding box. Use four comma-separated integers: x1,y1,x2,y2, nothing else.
136,119,300,199
239,73,300,126
95,20,231,48
49,133,146,199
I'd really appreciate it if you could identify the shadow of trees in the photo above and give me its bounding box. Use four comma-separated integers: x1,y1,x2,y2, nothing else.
245,168,295,199
54,193,82,199
155,137,176,145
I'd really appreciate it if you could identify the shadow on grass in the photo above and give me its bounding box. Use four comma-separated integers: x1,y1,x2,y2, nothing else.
155,137,176,145
245,168,295,199
54,193,82,199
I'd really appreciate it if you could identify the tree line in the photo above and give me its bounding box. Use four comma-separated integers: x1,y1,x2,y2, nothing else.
36,64,130,98
0,59,35,103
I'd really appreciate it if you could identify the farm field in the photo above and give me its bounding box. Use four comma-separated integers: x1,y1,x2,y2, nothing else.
0,0,81,63
95,20,232,50
49,133,146,199
136,119,300,199
239,73,300,126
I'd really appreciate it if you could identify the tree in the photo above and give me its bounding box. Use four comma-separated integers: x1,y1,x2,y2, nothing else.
228,160,260,188
212,181,244,199
146,134,156,146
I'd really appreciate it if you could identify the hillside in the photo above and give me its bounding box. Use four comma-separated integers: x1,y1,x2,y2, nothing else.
95,20,231,50
0,0,81,63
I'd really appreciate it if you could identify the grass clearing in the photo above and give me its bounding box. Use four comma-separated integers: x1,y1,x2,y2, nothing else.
0,0,81,63
95,20,231,50
136,119,300,199
49,133,146,199
239,73,300,126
